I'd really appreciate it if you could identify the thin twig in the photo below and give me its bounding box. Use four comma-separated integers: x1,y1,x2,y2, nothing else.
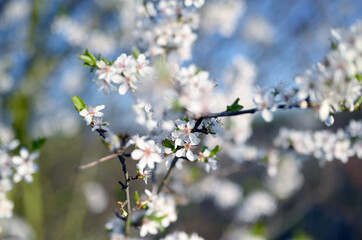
157,157,178,194
193,103,301,130
77,153,121,171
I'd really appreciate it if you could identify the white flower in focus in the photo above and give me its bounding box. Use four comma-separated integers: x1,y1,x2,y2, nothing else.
79,105,105,125
131,139,162,170
172,119,200,146
137,164,152,184
96,60,115,81
91,118,110,132
175,141,198,161
113,53,136,74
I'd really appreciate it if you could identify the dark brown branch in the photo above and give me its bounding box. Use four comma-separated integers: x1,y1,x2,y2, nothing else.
192,103,302,130
157,157,179,194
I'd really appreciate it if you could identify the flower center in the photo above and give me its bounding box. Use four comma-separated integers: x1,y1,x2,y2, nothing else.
144,148,151,156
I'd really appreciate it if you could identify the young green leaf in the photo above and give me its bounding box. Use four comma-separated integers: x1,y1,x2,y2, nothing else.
133,48,141,59
71,95,87,112
209,145,222,158
226,98,244,112
134,191,140,203
162,139,174,150
31,137,46,151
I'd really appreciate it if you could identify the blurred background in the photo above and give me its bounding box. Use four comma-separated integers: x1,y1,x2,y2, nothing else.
0,0,361,239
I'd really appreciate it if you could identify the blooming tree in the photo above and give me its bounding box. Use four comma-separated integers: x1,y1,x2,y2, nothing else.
1,0,360,239
68,1,362,239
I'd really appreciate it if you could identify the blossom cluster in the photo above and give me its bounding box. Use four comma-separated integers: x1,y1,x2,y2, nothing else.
161,231,204,240
294,21,362,123
135,0,202,62
72,1,362,239
93,53,154,95
274,119,362,164
139,190,177,237
0,131,39,218
174,65,217,116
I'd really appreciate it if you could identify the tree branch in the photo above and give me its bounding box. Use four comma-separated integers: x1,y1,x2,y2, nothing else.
77,153,121,171
192,102,302,130
157,157,179,194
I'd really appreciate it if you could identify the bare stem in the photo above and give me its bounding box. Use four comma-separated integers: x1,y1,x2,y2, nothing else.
193,103,302,130
77,153,120,171
118,155,132,236
157,157,178,194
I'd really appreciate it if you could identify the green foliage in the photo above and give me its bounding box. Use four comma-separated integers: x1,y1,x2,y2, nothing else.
331,41,338,50
162,139,175,151
78,49,98,72
133,48,141,59
250,223,266,236
293,230,312,240
71,95,87,112
356,73,362,83
31,137,46,151
226,98,244,112
209,145,221,158
134,191,140,203
195,68,202,75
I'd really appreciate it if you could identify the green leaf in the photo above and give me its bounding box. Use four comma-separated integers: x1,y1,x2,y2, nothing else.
226,98,244,112
250,223,266,236
100,56,110,65
133,48,141,59
331,41,338,50
356,73,362,83
293,230,312,240
71,95,87,112
209,145,221,158
78,55,93,65
134,191,140,203
195,68,202,75
31,137,46,151
85,49,97,62
162,139,174,150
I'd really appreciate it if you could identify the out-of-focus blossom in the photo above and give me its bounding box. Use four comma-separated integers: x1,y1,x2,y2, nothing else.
83,182,108,214
161,231,205,240
238,190,277,223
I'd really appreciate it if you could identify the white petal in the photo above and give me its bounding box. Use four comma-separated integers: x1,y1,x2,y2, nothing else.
131,149,144,160
20,148,29,159
262,109,273,122
8,140,20,150
138,159,147,171
186,150,195,161
150,153,162,163
319,102,330,121
175,149,185,158
324,115,335,127
12,156,23,165
118,83,129,95
189,134,200,145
